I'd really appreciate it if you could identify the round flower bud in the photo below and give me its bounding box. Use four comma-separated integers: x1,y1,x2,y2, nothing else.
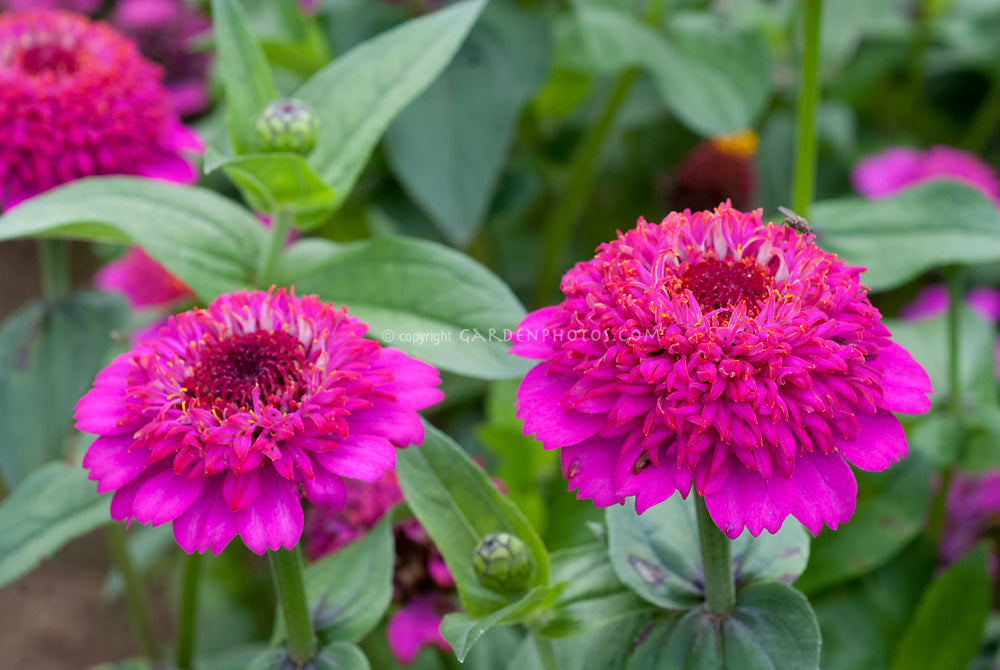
253,99,320,155
472,532,535,596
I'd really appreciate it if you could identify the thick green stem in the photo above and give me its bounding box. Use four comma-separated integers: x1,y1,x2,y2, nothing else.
268,547,317,664
256,208,294,289
534,635,559,670
790,0,823,218
105,523,161,661
175,552,202,670
695,496,735,616
39,239,71,302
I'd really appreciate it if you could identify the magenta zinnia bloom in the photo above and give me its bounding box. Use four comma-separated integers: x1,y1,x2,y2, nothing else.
305,472,454,664
665,131,758,213
0,10,202,208
852,145,1000,205
94,246,193,309
513,204,933,538
0,0,100,12
110,0,212,117
75,289,443,555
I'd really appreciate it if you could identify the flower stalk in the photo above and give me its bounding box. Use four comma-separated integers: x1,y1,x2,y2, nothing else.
268,546,317,664
39,239,71,303
695,496,735,616
256,207,294,289
175,552,202,670
790,0,823,218
105,522,162,662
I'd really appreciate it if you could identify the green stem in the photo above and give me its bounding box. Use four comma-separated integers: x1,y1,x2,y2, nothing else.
39,239,71,302
695,496,735,616
256,208,294,289
534,635,559,670
105,523,161,661
531,0,666,308
175,552,202,670
962,81,1000,154
790,0,823,218
532,69,638,308
268,547,317,664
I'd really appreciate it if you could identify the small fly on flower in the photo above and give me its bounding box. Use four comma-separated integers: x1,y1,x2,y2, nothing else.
778,206,812,235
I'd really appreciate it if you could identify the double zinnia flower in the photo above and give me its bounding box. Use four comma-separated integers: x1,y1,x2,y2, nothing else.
513,203,933,537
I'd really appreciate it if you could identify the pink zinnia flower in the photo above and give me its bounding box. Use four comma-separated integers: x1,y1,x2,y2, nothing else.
664,130,758,213
305,472,454,665
851,145,1000,205
0,0,100,12
513,203,933,538
941,470,1000,565
75,289,443,555
109,0,212,117
94,246,194,309
0,10,202,209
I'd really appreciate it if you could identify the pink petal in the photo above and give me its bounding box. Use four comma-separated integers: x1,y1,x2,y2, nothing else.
613,442,678,514
349,405,424,447
234,471,303,554
173,478,238,555
75,389,133,436
138,154,199,184
386,595,450,665
83,435,149,494
878,341,933,414
376,348,443,410
132,468,205,525
166,122,206,154
301,465,348,509
968,287,1000,324
516,366,605,448
222,469,260,512
509,307,560,359
899,285,949,321
559,435,622,507
834,409,907,471
312,434,396,481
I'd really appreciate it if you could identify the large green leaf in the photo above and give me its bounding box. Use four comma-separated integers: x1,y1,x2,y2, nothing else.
606,496,810,610
441,586,556,662
507,615,651,670
628,583,820,670
888,546,991,670
813,182,1000,292
384,3,550,247
796,452,932,595
275,236,530,379
573,7,771,135
211,0,280,155
0,462,110,588
247,641,370,670
275,517,393,643
296,0,486,207
538,543,653,638
0,291,128,486
396,424,550,617
0,178,267,301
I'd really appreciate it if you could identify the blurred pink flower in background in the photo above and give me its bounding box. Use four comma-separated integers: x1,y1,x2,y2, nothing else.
852,145,1000,205
941,470,1000,566
306,472,454,664
0,0,100,11
0,9,203,209
94,247,194,309
110,0,213,117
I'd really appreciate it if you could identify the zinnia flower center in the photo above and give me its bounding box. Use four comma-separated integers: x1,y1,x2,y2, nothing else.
679,256,771,315
18,43,79,76
184,331,306,409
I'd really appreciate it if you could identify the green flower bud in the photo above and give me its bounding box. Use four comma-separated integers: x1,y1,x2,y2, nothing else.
253,99,320,155
472,532,535,596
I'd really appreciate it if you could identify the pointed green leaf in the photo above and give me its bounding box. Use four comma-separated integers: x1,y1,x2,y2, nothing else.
211,0,280,154
0,178,267,301
441,587,555,661
296,0,486,207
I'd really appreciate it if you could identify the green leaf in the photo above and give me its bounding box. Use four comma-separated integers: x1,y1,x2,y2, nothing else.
441,586,555,662
0,462,110,588
0,291,129,486
275,516,393,643
796,451,933,595
205,148,336,221
211,0,280,155
0,178,267,301
538,543,654,638
507,615,651,670
275,236,530,379
606,496,810,609
628,583,820,670
296,0,486,208
888,545,991,670
573,7,771,135
813,182,1000,292
248,642,370,670
384,3,550,247
396,423,550,617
